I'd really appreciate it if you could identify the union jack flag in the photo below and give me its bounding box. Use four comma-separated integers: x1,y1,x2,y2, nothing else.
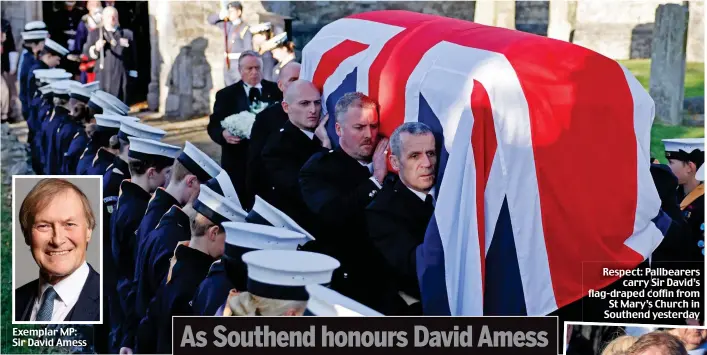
301,11,667,316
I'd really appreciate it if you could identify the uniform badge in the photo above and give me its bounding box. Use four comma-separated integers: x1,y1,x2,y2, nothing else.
107,205,114,214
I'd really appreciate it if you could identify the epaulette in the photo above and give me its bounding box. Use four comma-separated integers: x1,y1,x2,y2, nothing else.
166,241,190,284
78,147,88,160
73,132,80,139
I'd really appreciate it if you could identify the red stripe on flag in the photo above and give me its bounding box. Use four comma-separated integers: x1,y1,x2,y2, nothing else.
311,39,369,93
470,80,497,296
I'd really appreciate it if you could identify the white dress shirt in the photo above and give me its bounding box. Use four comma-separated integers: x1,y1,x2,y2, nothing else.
243,82,262,98
31,262,90,322
300,128,315,140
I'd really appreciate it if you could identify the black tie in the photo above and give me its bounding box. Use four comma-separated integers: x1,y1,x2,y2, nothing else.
424,194,435,213
248,87,261,104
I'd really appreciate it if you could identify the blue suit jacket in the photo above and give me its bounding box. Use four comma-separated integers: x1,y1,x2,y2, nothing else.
15,263,101,322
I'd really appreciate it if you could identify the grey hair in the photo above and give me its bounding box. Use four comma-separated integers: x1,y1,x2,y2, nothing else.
390,122,434,157
334,92,377,123
238,50,262,69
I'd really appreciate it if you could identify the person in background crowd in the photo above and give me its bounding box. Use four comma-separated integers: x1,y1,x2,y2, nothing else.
244,61,300,209
663,139,705,263
133,186,243,354
49,1,87,77
626,331,688,355
84,6,137,103
2,18,19,122
261,80,330,233
261,33,296,81
299,92,397,313
249,22,276,82
208,1,252,86
220,250,339,316
74,0,102,83
365,121,438,315
208,50,281,204
109,137,179,354
18,22,48,120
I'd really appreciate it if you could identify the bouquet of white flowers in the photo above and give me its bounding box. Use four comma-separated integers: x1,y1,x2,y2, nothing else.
221,101,271,139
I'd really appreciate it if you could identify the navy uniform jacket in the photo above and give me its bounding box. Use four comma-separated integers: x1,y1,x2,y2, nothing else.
299,147,392,312
41,107,69,175
365,177,433,315
30,98,53,174
207,80,282,204
261,120,326,234
19,51,38,118
123,188,181,342
245,102,288,210
61,129,88,174
15,263,101,321
51,110,82,175
679,185,705,263
26,60,48,113
190,260,233,316
134,206,191,323
135,242,215,353
84,147,115,176
109,180,151,350
76,140,100,175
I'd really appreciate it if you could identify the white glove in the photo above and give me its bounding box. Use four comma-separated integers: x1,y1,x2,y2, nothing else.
8,52,18,74
219,9,229,20
128,70,138,78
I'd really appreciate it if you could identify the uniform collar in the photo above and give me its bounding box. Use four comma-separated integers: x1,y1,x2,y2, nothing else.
406,185,435,203
119,180,152,202
150,187,182,210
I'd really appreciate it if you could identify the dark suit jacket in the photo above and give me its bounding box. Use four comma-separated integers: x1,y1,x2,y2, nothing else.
15,263,101,321
208,80,282,204
244,102,288,210
299,147,399,313
262,121,326,235
365,178,434,301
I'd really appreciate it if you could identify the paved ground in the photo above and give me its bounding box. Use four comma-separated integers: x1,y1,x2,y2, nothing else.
8,111,222,161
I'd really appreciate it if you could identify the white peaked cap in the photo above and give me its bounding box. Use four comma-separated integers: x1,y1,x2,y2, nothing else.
305,284,383,316
223,222,309,251
242,250,340,287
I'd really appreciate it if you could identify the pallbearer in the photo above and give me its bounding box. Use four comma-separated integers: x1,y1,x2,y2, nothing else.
219,249,339,316
134,170,243,321
133,185,245,354
108,137,179,353
304,284,383,316
76,91,129,175
663,138,705,262
191,222,310,315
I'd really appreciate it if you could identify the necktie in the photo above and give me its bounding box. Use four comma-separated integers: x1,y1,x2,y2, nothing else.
424,194,435,213
36,287,58,321
248,87,261,104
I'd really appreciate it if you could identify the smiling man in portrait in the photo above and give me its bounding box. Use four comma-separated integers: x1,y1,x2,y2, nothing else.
15,178,100,322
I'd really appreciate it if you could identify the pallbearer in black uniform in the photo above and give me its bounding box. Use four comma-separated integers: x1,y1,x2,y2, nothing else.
77,91,129,175
218,249,339,316
305,284,383,316
261,80,330,233
135,170,244,322
299,92,394,312
108,137,180,353
365,122,438,315
84,6,137,103
83,112,135,176
245,61,300,209
61,83,98,174
207,1,252,86
208,50,281,203
19,22,48,120
663,138,705,264
191,221,310,315
133,185,244,354
122,141,222,344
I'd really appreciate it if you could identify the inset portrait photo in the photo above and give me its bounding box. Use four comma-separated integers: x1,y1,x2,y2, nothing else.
12,176,102,324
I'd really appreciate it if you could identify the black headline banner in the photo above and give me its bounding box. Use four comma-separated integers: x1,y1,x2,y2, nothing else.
173,316,558,355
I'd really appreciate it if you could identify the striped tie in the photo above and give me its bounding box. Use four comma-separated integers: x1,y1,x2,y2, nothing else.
35,287,57,321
